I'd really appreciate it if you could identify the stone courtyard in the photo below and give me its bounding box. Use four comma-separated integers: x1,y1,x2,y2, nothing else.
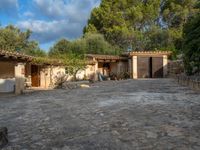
0,79,200,150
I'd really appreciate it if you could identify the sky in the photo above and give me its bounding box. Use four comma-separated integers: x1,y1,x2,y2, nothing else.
0,0,100,51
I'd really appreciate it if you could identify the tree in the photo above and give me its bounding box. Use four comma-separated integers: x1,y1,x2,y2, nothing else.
22,41,46,57
54,53,86,81
0,25,30,51
49,33,118,55
161,0,198,28
84,33,118,54
49,54,84,82
85,0,199,53
0,25,46,57
49,39,87,81
182,5,200,75
49,39,71,57
83,24,98,34
85,0,161,50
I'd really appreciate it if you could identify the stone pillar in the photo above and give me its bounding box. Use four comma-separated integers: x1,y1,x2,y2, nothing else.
94,61,98,81
132,56,138,79
163,55,168,77
15,63,25,94
117,61,122,76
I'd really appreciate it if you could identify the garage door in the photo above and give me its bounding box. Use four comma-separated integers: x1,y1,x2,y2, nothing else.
137,57,150,78
152,57,163,78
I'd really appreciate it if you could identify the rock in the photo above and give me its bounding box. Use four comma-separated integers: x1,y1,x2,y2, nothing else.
0,127,8,148
80,84,90,88
146,131,158,139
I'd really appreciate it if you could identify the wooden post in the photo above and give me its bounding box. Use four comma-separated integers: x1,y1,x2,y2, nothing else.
132,56,138,79
163,55,168,77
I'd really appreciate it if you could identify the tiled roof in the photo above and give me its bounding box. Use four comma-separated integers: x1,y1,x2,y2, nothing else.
86,54,128,60
0,50,33,61
0,50,97,65
129,51,172,56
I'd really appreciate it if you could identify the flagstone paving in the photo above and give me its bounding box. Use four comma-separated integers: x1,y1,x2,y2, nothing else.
0,79,200,150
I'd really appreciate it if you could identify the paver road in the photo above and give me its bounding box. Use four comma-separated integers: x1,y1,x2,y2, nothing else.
0,79,200,150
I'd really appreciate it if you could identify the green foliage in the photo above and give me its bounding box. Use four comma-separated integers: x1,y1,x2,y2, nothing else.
183,13,200,75
69,38,87,55
161,0,198,28
85,0,199,53
84,33,119,54
0,25,31,51
53,53,86,81
22,41,47,57
49,33,118,56
49,39,71,56
0,25,46,57
32,57,59,65
83,24,97,34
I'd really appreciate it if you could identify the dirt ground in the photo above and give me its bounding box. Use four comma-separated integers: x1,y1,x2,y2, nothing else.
0,79,200,150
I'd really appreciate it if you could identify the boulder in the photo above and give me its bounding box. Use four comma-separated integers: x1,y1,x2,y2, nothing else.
0,127,8,148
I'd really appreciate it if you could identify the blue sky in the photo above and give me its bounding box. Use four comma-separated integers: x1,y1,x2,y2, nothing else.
0,0,100,51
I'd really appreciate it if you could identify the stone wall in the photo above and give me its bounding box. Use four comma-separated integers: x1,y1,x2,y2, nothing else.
176,75,200,91
168,60,200,91
0,61,15,78
0,61,15,93
168,60,184,77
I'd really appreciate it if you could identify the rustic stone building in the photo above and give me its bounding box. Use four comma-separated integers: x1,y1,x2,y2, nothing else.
128,51,171,79
0,50,171,94
86,51,171,79
0,50,66,94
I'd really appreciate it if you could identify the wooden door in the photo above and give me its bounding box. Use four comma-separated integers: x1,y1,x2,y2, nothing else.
137,57,150,78
31,65,40,87
152,57,163,78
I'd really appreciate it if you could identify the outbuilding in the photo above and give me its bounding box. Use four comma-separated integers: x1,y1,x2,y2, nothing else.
0,50,66,94
0,50,172,94
128,51,171,79
86,54,128,79
0,50,32,94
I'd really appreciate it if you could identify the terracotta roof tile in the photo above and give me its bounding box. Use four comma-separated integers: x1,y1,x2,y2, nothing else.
0,50,33,61
129,51,172,56
86,54,128,60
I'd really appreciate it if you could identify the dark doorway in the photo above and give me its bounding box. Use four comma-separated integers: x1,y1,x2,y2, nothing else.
152,57,163,78
103,63,110,76
137,57,163,78
31,65,40,87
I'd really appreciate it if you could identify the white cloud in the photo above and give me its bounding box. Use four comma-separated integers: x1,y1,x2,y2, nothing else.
17,19,83,43
33,0,100,22
17,0,100,44
23,11,35,18
0,0,18,15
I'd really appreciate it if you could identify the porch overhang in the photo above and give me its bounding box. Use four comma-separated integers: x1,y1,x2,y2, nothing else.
0,50,33,62
86,54,128,62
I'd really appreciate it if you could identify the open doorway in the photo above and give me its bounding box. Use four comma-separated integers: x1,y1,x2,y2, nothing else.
31,65,40,87
102,63,110,76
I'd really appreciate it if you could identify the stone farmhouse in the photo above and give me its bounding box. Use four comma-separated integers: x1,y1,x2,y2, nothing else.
0,50,171,94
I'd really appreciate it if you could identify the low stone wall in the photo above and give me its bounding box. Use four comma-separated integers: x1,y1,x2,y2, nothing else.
176,75,200,91
168,60,184,77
